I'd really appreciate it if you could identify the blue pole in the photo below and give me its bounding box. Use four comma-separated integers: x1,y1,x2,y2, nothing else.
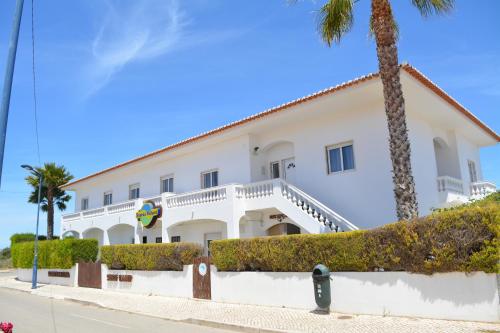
0,0,25,188
32,173,42,289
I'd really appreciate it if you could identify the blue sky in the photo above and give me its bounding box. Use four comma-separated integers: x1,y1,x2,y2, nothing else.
0,0,498,248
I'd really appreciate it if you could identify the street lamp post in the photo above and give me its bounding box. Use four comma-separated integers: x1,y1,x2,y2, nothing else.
21,164,42,289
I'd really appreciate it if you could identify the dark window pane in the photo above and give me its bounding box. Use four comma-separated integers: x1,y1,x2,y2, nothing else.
171,236,181,243
342,145,355,170
142,236,147,244
168,178,174,192
329,148,342,172
155,237,162,243
212,171,218,187
271,162,280,179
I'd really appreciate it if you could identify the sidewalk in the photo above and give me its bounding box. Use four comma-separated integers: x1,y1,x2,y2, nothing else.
0,275,498,333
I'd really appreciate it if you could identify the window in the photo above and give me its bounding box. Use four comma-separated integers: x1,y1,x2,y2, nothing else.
142,236,147,244
201,170,218,189
468,160,477,183
103,192,113,206
327,142,355,173
161,175,174,193
129,184,140,199
171,236,181,243
155,237,162,243
270,161,280,179
81,198,89,211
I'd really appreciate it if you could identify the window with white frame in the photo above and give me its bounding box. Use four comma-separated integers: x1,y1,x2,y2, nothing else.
129,184,140,199
171,236,181,243
161,175,174,193
270,161,280,179
103,192,113,206
81,197,89,211
468,160,478,183
326,142,355,173
201,170,218,189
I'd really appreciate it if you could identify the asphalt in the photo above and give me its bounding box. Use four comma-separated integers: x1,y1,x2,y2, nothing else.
0,288,236,333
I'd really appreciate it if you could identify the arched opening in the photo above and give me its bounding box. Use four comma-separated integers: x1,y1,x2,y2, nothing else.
108,224,134,245
433,137,460,179
261,141,296,183
167,219,227,256
266,223,301,236
82,228,104,247
62,230,80,239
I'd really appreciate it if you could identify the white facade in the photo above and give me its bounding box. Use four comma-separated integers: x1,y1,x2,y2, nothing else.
60,66,498,251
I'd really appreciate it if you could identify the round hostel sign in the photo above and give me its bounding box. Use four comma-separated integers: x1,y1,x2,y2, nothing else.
136,201,162,228
198,263,207,276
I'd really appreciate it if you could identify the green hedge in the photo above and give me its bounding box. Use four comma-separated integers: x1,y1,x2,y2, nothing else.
10,233,45,245
11,238,98,269
211,200,499,274
101,243,203,271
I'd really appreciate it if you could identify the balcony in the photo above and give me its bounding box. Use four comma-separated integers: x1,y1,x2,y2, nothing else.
436,176,497,206
61,179,358,241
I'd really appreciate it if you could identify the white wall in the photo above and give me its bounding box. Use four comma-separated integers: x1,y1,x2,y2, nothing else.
17,266,78,287
101,265,193,298
211,268,499,323
73,135,252,211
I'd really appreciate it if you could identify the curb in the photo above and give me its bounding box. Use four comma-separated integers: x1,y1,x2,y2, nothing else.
182,318,285,333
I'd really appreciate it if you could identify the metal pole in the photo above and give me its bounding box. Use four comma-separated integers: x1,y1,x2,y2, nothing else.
0,0,25,188
32,173,42,289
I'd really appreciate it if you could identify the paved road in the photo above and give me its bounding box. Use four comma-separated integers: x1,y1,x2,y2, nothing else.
0,288,236,333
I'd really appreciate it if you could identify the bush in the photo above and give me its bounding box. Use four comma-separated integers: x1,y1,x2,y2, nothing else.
211,201,499,274
101,243,202,271
11,238,98,269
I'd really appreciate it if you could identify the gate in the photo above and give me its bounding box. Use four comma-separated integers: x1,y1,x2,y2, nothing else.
78,261,102,289
193,257,211,299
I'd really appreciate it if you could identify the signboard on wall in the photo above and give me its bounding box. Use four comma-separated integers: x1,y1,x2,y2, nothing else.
136,201,162,228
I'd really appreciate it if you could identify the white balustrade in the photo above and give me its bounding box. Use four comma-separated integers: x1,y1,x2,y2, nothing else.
61,180,359,232
107,200,136,214
470,181,497,198
81,207,105,218
144,196,162,207
437,176,464,194
165,186,227,208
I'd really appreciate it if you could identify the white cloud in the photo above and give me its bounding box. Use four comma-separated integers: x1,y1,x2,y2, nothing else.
83,0,187,97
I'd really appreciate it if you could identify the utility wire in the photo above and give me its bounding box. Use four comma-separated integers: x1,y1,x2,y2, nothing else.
31,0,41,166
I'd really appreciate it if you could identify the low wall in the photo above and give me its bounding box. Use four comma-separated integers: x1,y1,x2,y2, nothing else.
101,265,193,298
211,268,499,322
17,266,77,287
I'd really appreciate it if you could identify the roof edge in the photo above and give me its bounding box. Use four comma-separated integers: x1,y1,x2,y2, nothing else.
62,64,499,189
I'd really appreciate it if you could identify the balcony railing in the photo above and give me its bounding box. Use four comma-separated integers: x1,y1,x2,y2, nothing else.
437,176,464,194
63,199,137,222
470,181,496,198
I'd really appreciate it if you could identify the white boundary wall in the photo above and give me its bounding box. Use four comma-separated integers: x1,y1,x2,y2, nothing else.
211,268,499,323
17,266,78,287
101,265,193,298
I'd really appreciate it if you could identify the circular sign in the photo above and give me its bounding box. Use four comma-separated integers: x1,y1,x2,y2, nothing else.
198,263,207,276
135,201,162,228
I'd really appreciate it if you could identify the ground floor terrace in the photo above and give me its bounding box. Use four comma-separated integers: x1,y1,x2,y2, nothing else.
61,179,358,253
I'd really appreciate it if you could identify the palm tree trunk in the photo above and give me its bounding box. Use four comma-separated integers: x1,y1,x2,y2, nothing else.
47,188,54,239
371,0,418,220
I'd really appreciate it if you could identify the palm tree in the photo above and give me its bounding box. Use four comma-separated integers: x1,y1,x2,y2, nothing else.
299,0,453,220
26,163,74,239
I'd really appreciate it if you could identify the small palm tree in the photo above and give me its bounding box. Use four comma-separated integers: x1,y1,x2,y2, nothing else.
26,163,74,239
298,0,453,220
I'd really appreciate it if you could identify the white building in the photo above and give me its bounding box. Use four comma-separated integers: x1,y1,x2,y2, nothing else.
60,65,498,253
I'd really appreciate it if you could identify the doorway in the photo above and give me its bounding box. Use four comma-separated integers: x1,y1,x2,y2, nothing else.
282,157,296,183
204,232,222,256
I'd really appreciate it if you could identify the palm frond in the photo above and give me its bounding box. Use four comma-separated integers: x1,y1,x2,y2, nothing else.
411,0,454,17
318,0,355,46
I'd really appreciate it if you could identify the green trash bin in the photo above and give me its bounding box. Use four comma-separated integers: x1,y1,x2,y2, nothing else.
312,264,331,311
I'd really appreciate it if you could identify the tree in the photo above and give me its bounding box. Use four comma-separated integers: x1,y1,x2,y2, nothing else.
26,163,74,239
300,0,453,220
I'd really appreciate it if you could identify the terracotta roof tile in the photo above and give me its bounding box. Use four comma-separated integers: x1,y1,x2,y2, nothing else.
62,64,498,189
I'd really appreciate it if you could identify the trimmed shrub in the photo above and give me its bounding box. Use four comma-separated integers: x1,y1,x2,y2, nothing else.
11,238,98,269
101,243,202,271
9,233,46,245
211,200,499,273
